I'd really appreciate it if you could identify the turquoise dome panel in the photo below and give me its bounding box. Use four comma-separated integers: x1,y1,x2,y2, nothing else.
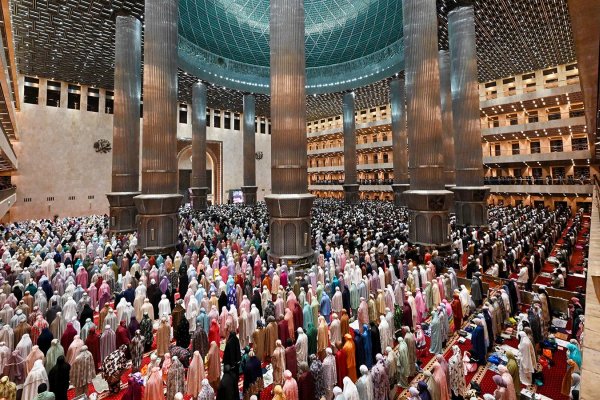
178,0,405,94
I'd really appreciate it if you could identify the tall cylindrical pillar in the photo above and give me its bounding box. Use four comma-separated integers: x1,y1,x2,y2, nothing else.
133,0,182,254
403,0,453,249
439,50,456,188
390,77,409,206
107,13,141,234
242,94,258,205
449,4,489,228
264,0,314,266
342,92,359,204
189,82,209,211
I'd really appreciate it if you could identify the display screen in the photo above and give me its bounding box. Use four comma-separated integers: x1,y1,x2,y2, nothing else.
232,190,244,203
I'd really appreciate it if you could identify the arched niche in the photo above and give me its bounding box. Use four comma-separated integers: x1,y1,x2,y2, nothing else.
177,145,217,205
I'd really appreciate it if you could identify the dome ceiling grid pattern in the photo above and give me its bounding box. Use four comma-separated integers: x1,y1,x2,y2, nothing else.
10,0,576,120
179,0,267,67
178,0,403,69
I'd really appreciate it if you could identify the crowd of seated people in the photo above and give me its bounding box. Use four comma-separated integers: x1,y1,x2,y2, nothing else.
358,178,394,185
484,175,591,185
312,178,395,185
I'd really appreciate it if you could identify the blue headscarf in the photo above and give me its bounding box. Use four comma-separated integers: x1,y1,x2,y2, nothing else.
567,341,582,368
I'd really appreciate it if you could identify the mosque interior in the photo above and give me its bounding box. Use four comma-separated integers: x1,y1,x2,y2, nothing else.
0,0,598,400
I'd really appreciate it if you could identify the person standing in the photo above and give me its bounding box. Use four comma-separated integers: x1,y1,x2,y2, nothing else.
69,345,96,397
283,370,299,400
206,341,221,392
166,356,185,400
22,360,48,400
342,334,357,382
143,367,163,400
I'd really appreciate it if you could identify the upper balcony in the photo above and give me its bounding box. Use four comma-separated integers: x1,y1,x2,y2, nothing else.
358,162,393,171
486,183,592,195
482,115,586,137
483,143,591,164
307,162,393,173
357,140,392,151
308,184,393,192
307,139,393,156
0,185,16,219
307,146,343,156
307,165,343,173
485,175,593,195
480,82,582,110
307,117,391,139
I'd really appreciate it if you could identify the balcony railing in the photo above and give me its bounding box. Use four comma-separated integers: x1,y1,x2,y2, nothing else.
486,143,588,157
484,112,585,129
307,117,391,137
311,180,344,185
484,176,591,186
307,139,393,155
479,77,580,103
309,179,395,185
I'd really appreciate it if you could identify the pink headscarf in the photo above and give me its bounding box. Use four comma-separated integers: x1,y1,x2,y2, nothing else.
432,361,450,400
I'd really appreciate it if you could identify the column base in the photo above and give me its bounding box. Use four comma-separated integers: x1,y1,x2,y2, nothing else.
106,192,141,234
452,186,490,229
265,193,315,269
189,187,209,211
405,189,453,248
342,184,360,204
133,194,183,255
391,184,410,207
241,186,258,206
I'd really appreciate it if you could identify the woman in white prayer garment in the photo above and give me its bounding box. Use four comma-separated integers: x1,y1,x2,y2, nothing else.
518,331,536,386
158,294,171,317
343,376,360,400
22,359,49,400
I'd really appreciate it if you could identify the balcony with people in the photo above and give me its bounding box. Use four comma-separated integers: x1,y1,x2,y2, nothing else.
485,168,594,195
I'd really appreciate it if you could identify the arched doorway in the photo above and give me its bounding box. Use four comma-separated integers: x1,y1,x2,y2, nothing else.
177,146,217,205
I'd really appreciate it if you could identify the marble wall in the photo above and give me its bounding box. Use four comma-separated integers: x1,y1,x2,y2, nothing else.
176,122,272,203
12,102,114,220
11,83,272,221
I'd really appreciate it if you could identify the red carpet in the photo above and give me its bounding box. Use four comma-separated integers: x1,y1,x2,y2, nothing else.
477,338,570,400
534,214,588,292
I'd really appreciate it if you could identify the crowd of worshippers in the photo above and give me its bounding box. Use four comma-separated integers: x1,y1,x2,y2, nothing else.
0,200,586,400
450,204,587,292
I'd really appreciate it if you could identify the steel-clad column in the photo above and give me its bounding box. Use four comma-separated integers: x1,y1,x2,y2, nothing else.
107,13,141,234
342,92,359,204
403,0,453,249
449,3,489,228
133,0,182,254
264,0,314,266
242,94,258,205
189,82,209,211
439,50,456,188
390,77,409,206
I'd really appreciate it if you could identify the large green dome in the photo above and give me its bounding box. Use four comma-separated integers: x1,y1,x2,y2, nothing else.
178,0,405,94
